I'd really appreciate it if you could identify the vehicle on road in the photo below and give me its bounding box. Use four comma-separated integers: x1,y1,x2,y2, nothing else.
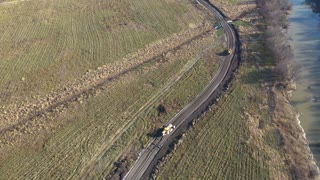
123,0,237,178
214,23,222,30
162,124,175,136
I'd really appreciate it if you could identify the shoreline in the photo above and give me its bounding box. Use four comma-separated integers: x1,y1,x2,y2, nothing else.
288,0,320,171
256,0,320,177
295,111,320,176
288,79,319,173
285,0,320,176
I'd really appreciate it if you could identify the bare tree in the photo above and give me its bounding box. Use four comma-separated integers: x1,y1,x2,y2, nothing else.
257,0,294,84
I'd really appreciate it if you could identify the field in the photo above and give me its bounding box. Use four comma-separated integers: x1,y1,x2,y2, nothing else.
157,80,291,179
0,0,301,179
0,31,223,179
0,0,204,105
0,0,229,176
156,1,298,179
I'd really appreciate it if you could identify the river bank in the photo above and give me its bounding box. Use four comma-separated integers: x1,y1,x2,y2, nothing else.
288,0,320,167
254,0,320,178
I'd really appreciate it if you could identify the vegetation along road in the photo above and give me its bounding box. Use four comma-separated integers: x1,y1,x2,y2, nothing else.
124,0,237,179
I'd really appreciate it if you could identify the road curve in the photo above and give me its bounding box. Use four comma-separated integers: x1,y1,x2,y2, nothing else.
123,0,237,179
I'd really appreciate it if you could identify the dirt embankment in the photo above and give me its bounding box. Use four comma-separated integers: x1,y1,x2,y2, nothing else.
0,22,212,147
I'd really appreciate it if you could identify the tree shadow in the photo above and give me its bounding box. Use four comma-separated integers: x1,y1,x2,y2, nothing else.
216,49,229,56
241,68,278,84
157,104,166,116
147,128,163,138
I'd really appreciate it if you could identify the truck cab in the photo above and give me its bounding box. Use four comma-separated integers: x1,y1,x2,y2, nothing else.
162,124,175,136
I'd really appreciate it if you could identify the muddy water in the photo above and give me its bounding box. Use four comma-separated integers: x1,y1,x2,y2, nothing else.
288,0,320,166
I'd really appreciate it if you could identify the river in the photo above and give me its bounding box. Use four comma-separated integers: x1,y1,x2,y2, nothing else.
288,0,320,166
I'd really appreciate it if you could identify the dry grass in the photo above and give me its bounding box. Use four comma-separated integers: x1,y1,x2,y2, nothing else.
0,0,222,178
0,23,211,139
0,0,204,105
209,0,257,19
0,0,295,179
156,1,297,179
156,55,292,180
0,26,224,179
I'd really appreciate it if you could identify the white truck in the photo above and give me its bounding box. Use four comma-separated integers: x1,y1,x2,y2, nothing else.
162,124,175,136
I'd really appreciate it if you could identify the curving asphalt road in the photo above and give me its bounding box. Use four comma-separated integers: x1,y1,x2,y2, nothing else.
123,0,237,179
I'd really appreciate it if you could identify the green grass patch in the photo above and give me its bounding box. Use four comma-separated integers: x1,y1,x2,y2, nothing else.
215,29,224,38
233,20,250,27
229,0,239,5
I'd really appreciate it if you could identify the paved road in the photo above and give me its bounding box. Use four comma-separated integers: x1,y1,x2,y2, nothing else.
123,0,237,179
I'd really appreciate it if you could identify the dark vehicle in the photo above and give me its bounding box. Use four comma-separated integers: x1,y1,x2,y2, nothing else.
214,23,222,30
